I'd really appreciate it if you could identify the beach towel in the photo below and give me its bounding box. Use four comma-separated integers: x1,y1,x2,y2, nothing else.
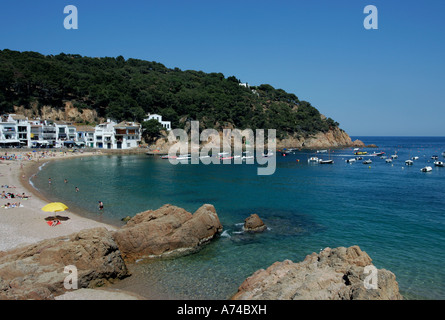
46,220,61,227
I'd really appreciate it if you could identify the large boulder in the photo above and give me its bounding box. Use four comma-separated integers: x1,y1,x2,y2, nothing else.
0,227,129,300
232,246,403,300
113,204,223,262
243,214,267,233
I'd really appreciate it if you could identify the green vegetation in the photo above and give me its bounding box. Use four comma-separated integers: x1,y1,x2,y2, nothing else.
0,49,339,139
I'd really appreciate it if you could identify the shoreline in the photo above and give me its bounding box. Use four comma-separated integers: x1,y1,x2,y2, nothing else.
0,149,145,300
0,149,119,252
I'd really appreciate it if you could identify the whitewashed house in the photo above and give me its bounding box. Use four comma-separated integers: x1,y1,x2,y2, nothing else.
76,125,95,148
93,119,141,149
144,113,171,131
114,121,141,149
0,114,21,148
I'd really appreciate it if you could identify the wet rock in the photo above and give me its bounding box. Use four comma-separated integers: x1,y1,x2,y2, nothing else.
232,246,403,300
243,214,267,233
113,204,223,262
0,228,129,300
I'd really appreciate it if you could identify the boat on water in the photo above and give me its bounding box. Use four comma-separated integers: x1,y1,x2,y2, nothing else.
355,156,363,161
373,152,385,156
391,154,398,159
421,166,432,172
411,156,419,160
317,150,328,153
442,151,445,157
355,151,368,155
242,151,254,160
160,155,176,159
176,154,191,160
405,160,413,166
363,159,372,164
319,159,334,164
386,158,392,163
431,155,439,160
308,157,319,163
434,161,444,167
346,158,356,163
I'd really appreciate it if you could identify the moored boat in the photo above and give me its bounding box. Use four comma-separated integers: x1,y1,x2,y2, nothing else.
434,161,444,167
346,158,356,163
405,160,413,166
308,157,319,163
363,159,372,164
420,166,432,172
319,159,334,164
386,158,392,163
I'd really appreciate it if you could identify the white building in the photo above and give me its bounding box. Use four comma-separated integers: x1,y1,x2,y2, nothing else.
0,114,21,148
76,125,95,148
144,113,171,131
94,119,141,149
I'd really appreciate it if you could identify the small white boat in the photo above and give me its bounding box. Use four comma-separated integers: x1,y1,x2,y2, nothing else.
420,166,432,172
431,155,439,160
319,159,334,164
405,160,413,166
442,151,445,157
176,154,191,160
242,151,253,159
317,150,328,153
363,159,372,164
346,158,356,163
308,157,319,162
434,161,444,167
411,156,419,160
391,154,398,159
386,159,392,163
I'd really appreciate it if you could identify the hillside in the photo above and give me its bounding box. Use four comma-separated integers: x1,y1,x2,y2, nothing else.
0,49,341,140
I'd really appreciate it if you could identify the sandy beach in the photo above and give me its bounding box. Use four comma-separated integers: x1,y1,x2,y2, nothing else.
0,149,143,300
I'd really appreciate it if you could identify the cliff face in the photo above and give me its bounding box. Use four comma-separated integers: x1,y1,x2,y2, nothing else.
13,102,99,123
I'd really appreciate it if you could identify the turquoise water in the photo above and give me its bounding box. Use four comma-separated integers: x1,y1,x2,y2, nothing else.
31,137,445,300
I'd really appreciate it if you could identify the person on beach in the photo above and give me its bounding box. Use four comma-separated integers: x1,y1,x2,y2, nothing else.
48,178,51,185
75,186,79,192
98,201,104,211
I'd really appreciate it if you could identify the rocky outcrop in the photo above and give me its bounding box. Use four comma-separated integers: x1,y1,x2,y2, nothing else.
0,228,129,300
243,214,267,233
276,127,358,149
232,246,403,300
113,204,223,262
14,101,100,123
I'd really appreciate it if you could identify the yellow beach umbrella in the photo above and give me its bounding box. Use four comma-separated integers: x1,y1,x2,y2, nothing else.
42,202,68,213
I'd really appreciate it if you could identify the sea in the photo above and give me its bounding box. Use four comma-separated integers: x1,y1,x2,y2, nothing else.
30,136,445,300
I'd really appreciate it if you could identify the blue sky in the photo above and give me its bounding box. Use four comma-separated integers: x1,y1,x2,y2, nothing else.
1,0,444,136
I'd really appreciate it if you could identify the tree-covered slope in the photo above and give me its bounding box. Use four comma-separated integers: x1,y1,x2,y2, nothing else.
0,49,339,138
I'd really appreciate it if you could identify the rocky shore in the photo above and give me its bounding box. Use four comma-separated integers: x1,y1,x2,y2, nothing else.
232,246,403,300
0,204,223,299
